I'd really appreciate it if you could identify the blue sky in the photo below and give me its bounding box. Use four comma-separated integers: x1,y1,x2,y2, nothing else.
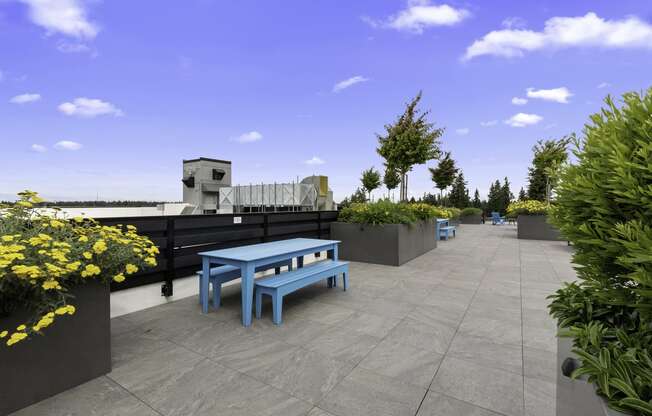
1,0,651,202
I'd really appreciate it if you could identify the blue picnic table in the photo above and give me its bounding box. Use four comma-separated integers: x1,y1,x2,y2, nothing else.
436,218,449,240
198,238,340,326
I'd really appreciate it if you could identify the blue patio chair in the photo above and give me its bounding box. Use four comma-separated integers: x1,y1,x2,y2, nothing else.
491,212,505,225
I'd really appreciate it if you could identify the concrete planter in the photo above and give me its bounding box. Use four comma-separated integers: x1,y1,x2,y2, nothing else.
460,214,482,224
517,214,561,240
331,220,436,266
557,337,627,416
0,281,111,415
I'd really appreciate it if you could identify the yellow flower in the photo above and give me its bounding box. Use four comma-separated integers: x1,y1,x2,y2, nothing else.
54,305,75,315
144,257,157,267
65,261,81,272
113,273,125,283
7,332,28,346
49,220,65,228
125,264,138,275
92,240,107,254
1,235,14,242
81,264,101,277
42,280,62,290
78,235,89,242
82,251,93,260
73,216,84,223
16,201,32,208
0,330,7,338
16,324,26,331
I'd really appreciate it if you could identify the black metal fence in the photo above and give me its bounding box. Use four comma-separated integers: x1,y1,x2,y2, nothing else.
98,211,339,295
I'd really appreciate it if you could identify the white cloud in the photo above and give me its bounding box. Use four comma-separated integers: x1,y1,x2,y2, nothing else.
511,97,528,105
464,12,652,60
10,93,41,104
526,87,572,103
58,97,123,117
480,120,498,127
505,113,543,127
365,0,469,34
333,75,369,93
455,128,470,135
597,82,611,89
31,144,47,153
304,156,325,165
232,131,263,143
19,0,99,39
56,40,91,53
502,17,527,29
54,140,82,150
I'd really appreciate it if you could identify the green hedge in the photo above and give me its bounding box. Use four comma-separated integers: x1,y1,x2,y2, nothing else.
548,90,652,416
338,201,444,225
460,207,482,217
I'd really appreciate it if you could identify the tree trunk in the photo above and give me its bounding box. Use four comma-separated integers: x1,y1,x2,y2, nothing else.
399,173,407,202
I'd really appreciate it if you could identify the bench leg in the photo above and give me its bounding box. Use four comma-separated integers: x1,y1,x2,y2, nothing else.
255,289,262,319
342,272,348,291
275,267,281,275
212,280,221,309
327,277,333,288
297,256,304,268
272,294,283,325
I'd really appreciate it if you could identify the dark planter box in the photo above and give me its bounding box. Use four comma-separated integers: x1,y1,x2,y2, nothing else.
460,214,482,224
517,215,561,240
331,220,436,266
557,337,626,416
0,281,111,415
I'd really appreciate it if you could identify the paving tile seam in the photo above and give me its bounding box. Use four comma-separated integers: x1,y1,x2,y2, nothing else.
413,227,503,416
105,372,167,416
518,235,527,416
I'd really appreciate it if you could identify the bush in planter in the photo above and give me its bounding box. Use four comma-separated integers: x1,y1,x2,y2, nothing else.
338,200,444,225
506,200,550,217
460,207,482,217
548,90,652,415
0,191,159,347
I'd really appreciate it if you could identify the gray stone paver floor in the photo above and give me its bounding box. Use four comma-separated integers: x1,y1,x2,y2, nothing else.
13,224,573,416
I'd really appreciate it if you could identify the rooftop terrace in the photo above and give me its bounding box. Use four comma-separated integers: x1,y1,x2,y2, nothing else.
13,224,573,416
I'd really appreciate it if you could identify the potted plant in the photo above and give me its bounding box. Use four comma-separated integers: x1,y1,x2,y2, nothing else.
459,207,482,224
548,90,652,416
0,191,159,415
331,200,437,266
507,200,560,240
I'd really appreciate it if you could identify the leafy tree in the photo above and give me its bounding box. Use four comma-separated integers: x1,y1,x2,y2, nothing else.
360,167,381,201
449,171,470,209
527,136,572,202
383,165,400,200
338,188,366,209
471,189,482,208
377,92,443,201
518,187,527,201
428,152,457,204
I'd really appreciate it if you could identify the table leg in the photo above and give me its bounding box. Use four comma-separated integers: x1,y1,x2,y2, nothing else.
201,257,210,314
240,262,255,326
297,255,304,268
329,244,339,287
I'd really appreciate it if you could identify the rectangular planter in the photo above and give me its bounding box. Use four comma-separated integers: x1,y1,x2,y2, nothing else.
331,220,436,266
557,337,626,416
460,214,482,224
517,214,561,240
0,281,111,415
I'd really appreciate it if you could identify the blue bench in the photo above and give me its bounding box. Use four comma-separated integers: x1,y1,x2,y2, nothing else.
197,259,292,309
439,225,456,240
255,260,349,325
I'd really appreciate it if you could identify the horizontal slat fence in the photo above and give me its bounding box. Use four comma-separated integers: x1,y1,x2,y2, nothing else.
98,211,339,295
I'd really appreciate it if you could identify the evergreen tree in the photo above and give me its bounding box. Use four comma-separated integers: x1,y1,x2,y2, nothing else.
428,152,457,205
377,92,443,201
360,167,381,201
338,188,367,209
501,177,514,212
486,180,502,213
449,171,470,208
518,187,527,200
527,136,572,201
472,189,482,208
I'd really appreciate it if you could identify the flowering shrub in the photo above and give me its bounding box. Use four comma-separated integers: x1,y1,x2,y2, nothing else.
506,200,549,217
338,200,445,225
0,191,159,347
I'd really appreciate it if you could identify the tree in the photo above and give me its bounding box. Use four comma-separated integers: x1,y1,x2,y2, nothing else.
449,171,470,208
360,167,381,201
377,92,443,201
428,152,457,205
383,165,400,200
472,189,482,208
527,136,572,201
338,187,366,209
486,180,502,214
500,177,514,213
518,187,527,200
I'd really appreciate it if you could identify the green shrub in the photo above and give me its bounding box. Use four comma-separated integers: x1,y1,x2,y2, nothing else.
506,200,549,217
460,207,482,217
548,90,652,415
338,200,445,225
